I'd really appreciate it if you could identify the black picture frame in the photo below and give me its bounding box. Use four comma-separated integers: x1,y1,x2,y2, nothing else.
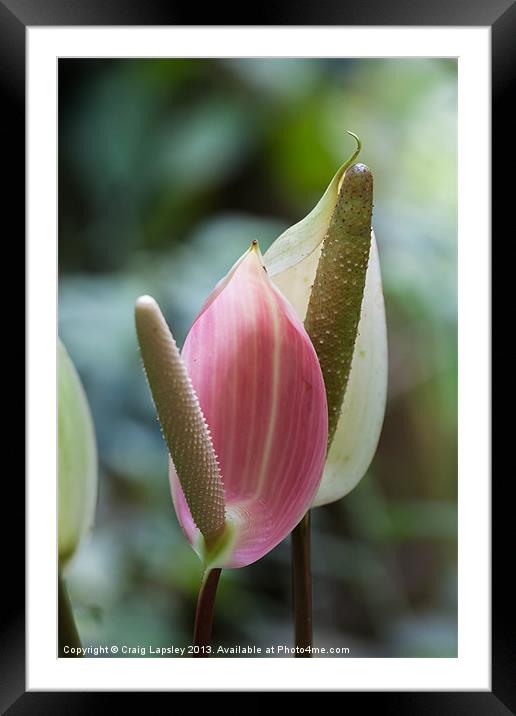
7,0,505,709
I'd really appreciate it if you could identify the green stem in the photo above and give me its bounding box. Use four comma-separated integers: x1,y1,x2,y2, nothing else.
58,569,82,657
291,511,312,657
192,568,221,658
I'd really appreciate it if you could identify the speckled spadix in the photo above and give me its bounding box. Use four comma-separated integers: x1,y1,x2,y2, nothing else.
264,136,388,507
135,242,328,568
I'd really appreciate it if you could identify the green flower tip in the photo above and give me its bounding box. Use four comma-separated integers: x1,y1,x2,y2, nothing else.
345,130,362,165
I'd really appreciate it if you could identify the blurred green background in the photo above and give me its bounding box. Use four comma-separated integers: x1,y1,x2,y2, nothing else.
58,58,457,657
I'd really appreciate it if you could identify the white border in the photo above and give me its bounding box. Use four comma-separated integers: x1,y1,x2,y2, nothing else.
27,27,490,691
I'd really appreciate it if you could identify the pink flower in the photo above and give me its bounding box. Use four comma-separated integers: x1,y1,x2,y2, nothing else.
135,241,328,568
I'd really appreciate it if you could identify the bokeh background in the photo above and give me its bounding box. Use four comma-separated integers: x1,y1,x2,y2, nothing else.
58,58,457,657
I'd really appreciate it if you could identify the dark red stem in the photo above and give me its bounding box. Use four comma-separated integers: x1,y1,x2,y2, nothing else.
291,511,313,657
192,568,221,657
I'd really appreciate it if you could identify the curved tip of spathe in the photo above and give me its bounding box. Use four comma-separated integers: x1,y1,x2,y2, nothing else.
346,130,361,154
246,239,266,269
336,131,363,193
345,130,362,169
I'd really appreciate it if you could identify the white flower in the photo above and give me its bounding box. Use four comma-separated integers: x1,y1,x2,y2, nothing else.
264,138,388,506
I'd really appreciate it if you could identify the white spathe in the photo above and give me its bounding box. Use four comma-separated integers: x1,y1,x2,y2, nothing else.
264,158,388,506
312,235,387,506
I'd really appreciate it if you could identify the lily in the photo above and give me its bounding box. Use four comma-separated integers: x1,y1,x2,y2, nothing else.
58,338,98,656
135,241,328,652
136,241,328,568
264,137,388,507
263,135,388,654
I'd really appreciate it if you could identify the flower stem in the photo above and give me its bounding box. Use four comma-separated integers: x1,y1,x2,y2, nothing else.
291,511,312,657
58,569,82,657
193,568,221,657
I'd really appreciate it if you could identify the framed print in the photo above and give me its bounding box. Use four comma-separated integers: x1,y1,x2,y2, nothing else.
5,0,507,708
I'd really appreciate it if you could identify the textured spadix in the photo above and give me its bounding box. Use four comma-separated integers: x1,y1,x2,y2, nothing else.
58,339,98,565
136,244,328,568
305,163,373,446
312,235,387,506
264,149,388,506
135,296,226,541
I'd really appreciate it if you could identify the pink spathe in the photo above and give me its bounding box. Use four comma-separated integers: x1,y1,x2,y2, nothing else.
170,244,328,568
